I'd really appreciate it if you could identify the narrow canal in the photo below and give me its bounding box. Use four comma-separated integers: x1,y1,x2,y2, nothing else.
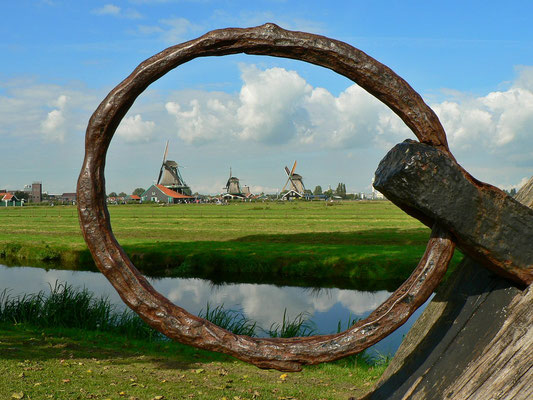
0,263,431,358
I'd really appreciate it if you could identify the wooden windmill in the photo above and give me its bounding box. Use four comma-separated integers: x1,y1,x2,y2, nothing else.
224,167,243,196
281,161,305,199
156,141,192,196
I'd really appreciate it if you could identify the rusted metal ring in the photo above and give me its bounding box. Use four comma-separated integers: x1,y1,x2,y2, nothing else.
77,23,456,371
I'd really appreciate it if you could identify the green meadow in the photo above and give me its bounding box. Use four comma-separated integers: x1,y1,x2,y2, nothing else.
0,200,462,399
0,201,461,289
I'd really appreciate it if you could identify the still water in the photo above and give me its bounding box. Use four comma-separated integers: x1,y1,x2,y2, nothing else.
0,264,431,357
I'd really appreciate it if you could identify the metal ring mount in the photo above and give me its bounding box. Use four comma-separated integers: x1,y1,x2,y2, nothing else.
77,23,455,371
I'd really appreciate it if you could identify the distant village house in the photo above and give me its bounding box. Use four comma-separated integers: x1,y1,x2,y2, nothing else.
61,192,77,204
0,192,20,206
142,184,194,204
126,194,141,203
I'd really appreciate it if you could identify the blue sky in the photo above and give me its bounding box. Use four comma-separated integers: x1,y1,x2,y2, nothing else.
1,1,533,195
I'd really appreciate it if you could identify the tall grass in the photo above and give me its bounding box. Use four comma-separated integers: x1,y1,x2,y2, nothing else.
267,309,316,338
0,282,162,341
337,314,360,333
199,303,256,336
0,283,328,341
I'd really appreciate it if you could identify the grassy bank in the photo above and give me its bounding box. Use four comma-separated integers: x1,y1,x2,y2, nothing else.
0,283,387,399
0,323,386,400
0,201,461,289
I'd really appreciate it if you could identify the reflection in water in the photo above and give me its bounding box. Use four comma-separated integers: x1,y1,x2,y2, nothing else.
0,264,431,356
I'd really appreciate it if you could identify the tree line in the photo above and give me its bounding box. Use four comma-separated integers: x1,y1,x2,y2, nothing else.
311,183,360,199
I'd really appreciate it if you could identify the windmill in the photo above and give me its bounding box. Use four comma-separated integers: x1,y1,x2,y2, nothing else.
224,167,243,196
281,161,305,198
156,141,192,196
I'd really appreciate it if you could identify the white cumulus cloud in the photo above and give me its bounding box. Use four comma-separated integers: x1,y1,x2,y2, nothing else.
164,65,405,149
161,63,533,188
432,76,533,157
116,114,156,143
236,66,312,144
40,94,68,142
166,96,239,144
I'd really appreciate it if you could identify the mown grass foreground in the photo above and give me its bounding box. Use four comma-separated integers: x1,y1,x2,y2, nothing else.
0,324,386,400
0,201,460,289
0,281,386,399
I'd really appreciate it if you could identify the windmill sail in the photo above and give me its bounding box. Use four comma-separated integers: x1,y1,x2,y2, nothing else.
281,160,305,198
157,140,169,185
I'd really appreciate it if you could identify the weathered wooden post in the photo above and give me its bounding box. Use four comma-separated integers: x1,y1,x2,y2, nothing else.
358,141,533,399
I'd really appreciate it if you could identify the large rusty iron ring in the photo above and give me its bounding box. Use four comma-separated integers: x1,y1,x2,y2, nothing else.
77,23,456,372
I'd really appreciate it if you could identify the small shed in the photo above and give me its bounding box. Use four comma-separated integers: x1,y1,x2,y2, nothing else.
126,194,141,203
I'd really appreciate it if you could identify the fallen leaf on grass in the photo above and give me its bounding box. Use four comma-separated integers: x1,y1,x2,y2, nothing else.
279,373,288,381
214,384,232,390
11,393,24,399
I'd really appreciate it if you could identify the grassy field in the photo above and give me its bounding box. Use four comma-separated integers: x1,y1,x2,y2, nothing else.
0,201,461,289
0,323,386,400
0,201,452,399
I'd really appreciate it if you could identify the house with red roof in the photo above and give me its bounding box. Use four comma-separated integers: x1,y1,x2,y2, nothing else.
126,194,141,203
141,184,194,204
0,192,20,206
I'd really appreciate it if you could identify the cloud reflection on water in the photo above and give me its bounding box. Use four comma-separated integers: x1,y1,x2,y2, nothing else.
1,265,389,333
0,264,426,355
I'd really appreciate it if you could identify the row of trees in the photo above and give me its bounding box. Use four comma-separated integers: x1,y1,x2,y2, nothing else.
107,188,145,198
312,183,352,199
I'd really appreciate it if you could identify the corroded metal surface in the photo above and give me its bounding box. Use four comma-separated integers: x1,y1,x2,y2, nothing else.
374,140,533,286
77,24,456,371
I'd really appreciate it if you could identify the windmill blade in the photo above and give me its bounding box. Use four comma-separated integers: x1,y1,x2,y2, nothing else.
284,166,291,176
281,176,291,192
290,160,297,176
157,166,164,185
289,176,298,191
162,140,169,164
